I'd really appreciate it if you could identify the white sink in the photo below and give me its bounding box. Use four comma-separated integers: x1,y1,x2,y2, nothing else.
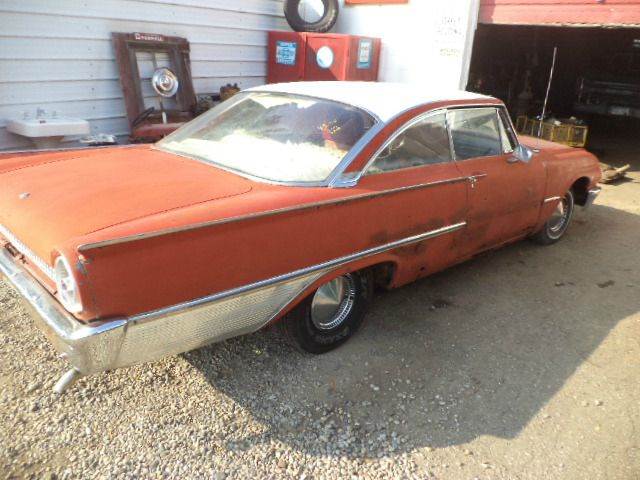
7,115,90,149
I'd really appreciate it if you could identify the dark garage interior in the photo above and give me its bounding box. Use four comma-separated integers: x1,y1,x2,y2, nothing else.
468,24,640,171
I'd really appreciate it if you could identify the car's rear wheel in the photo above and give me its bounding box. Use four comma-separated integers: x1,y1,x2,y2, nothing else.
531,190,575,245
279,270,373,353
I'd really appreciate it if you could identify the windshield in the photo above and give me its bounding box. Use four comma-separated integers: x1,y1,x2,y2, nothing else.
157,92,377,183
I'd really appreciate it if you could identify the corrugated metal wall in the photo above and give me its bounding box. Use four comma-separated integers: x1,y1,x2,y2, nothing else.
0,0,287,150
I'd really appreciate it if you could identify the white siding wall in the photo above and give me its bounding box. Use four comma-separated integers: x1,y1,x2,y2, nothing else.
0,0,287,150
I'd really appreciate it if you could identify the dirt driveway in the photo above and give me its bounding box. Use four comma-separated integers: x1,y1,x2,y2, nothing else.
1,173,639,479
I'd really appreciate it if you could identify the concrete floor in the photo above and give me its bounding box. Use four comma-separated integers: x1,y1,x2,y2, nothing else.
1,168,639,479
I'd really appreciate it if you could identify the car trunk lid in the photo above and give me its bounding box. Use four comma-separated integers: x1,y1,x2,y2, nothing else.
0,146,252,261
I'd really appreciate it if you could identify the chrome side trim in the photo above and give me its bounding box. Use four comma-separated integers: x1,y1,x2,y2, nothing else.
543,196,561,204
78,180,469,251
117,270,326,367
0,224,55,280
2,221,466,374
445,107,457,161
129,220,467,325
116,221,466,365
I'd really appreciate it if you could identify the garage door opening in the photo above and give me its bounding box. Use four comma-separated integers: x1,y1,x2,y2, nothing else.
467,24,640,172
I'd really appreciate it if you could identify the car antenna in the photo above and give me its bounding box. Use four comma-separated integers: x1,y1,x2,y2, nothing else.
538,46,558,138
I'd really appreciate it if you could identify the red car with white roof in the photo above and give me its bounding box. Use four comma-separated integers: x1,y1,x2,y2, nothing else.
0,82,601,391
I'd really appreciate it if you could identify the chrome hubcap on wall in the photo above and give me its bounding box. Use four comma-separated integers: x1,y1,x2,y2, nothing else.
548,196,570,236
311,275,356,330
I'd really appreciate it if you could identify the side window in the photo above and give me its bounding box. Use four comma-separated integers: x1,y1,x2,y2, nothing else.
366,112,452,175
498,108,517,153
448,108,503,160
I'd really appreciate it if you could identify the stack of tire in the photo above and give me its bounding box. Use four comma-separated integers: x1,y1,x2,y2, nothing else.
284,0,339,33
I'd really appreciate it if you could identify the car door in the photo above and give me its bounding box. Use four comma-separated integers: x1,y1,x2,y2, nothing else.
354,110,468,278
447,107,545,255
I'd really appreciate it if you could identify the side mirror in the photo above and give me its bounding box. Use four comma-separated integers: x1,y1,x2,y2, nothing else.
512,144,534,163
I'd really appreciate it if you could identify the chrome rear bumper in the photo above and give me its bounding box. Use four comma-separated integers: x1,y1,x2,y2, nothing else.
0,247,127,374
0,246,322,375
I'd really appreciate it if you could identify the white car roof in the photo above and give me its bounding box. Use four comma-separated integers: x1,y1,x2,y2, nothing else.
248,81,496,122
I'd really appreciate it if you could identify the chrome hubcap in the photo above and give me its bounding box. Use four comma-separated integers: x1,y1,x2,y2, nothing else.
311,275,356,330
548,196,570,235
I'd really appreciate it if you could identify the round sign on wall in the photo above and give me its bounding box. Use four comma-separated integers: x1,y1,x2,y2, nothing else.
316,46,335,69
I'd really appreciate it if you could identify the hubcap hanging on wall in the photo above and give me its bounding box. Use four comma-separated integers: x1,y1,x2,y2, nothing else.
151,67,179,98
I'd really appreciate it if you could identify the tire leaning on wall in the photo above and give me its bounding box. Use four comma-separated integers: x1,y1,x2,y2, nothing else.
283,0,339,33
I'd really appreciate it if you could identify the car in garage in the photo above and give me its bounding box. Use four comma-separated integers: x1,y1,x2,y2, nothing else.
575,51,640,119
0,81,601,391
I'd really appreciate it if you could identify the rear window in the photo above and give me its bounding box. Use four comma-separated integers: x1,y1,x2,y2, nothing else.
158,92,377,183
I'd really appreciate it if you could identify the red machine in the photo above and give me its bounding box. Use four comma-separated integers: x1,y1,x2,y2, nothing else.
267,31,381,83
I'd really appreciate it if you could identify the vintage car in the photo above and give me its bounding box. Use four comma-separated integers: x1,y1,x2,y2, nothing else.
0,82,601,392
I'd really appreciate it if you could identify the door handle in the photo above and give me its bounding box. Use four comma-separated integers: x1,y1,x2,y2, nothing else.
467,174,487,188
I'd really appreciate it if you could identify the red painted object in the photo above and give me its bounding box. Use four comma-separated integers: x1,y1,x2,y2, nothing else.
267,31,307,83
480,0,640,26
0,82,601,384
267,31,381,83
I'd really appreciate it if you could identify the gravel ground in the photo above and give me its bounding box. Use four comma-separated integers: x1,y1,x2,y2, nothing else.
1,173,639,480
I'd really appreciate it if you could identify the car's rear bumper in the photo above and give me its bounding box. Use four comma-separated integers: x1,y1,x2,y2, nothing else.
0,245,321,374
0,247,127,374
585,187,602,208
